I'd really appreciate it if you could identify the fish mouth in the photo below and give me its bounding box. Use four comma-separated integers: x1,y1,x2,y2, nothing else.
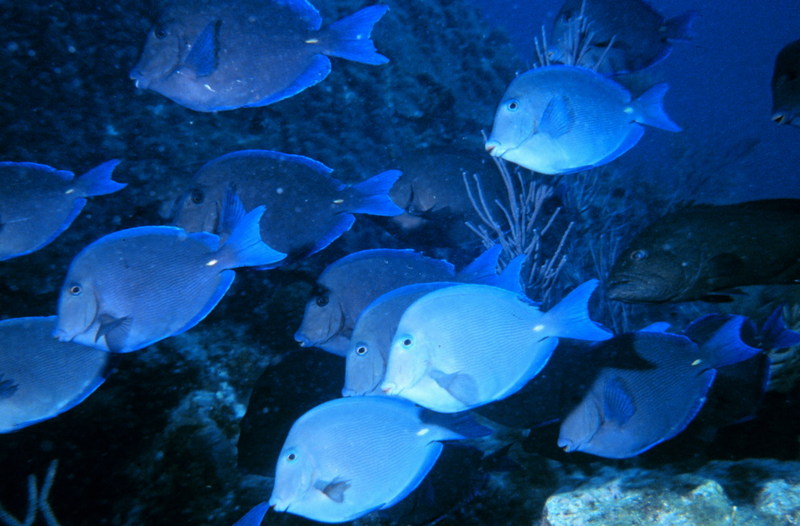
52,326,75,342
606,274,673,303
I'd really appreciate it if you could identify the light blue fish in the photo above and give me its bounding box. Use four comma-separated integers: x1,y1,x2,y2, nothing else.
130,0,389,111
343,255,525,397
485,65,681,175
0,160,124,261
236,396,490,524
0,316,110,432
54,206,284,353
172,150,402,264
381,280,612,413
557,317,761,458
295,246,509,356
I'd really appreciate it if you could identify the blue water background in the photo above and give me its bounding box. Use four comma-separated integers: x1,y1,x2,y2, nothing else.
470,0,800,202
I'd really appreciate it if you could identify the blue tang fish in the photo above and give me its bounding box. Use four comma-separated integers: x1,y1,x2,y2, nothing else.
172,150,402,264
0,160,124,261
382,280,612,413
343,255,524,396
557,317,761,458
0,316,111,432
54,206,284,353
549,0,697,75
295,246,507,356
130,0,389,111
238,396,490,524
485,65,681,175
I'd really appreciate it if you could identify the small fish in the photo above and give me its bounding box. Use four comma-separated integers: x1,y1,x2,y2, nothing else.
485,65,680,175
557,318,760,458
0,160,124,261
606,199,800,303
771,39,800,126
264,396,490,523
130,0,389,111
343,255,524,397
172,149,402,263
294,246,507,356
387,151,506,248
381,280,612,413
549,0,697,75
55,206,285,353
0,316,111,432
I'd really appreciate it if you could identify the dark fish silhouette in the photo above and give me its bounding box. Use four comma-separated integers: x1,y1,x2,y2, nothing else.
607,199,800,303
549,0,696,75
131,0,389,111
172,150,402,263
771,38,800,126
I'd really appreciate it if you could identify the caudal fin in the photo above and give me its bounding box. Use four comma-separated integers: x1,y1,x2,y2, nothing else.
323,5,390,65
700,316,761,368
543,279,613,341
218,206,286,269
631,83,682,132
349,170,404,216
76,160,126,197
232,502,270,526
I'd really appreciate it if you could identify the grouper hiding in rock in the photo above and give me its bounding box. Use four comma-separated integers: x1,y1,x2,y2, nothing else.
131,0,390,112
607,199,800,303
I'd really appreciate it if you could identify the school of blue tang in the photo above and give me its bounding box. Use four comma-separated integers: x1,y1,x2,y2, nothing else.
2,0,800,524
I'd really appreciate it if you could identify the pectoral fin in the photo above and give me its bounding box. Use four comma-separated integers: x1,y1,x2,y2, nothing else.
430,369,480,406
184,20,220,77
97,314,132,352
314,477,351,503
539,95,575,138
603,376,636,426
0,374,19,399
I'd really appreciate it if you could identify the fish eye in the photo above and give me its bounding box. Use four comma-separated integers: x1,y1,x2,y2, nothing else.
69,284,82,296
154,25,168,39
402,337,413,348
286,452,298,462
190,188,204,204
630,249,648,261
506,99,520,112
355,345,368,356
315,294,329,307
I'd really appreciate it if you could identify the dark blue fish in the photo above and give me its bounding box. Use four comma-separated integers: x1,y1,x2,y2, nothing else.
131,0,389,111
0,160,124,261
557,318,761,458
55,206,284,353
172,150,402,265
549,0,697,75
771,39,800,126
0,316,111,432
294,246,509,356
